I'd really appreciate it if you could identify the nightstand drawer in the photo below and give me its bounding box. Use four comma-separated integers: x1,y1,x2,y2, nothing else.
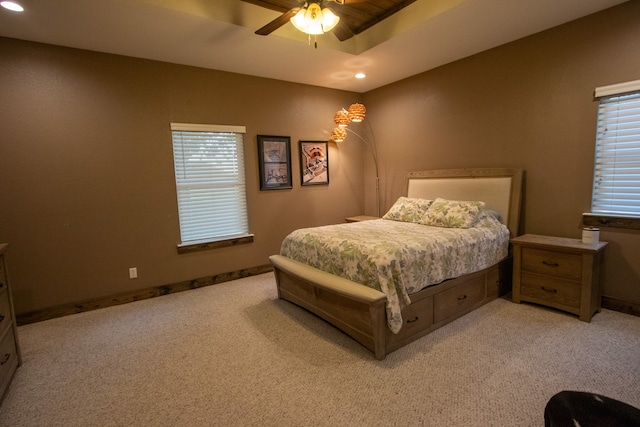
521,247,582,280
520,272,581,308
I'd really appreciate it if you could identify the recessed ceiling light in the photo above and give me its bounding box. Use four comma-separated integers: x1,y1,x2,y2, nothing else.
1,1,24,12
355,73,366,79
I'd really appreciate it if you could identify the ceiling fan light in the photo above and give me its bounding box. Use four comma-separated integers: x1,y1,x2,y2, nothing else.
290,2,340,35
290,9,309,33
321,8,340,32
291,3,321,35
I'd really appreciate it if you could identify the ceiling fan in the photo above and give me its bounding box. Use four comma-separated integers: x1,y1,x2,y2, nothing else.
251,0,355,42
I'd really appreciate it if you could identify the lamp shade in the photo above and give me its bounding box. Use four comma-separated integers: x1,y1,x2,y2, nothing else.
333,108,351,127
320,7,340,32
348,103,366,122
290,3,340,35
330,127,347,142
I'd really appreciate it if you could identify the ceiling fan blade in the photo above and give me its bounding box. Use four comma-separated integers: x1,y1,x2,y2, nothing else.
332,20,354,41
255,7,300,36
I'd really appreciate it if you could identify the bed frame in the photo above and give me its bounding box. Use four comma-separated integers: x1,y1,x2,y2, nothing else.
270,167,524,360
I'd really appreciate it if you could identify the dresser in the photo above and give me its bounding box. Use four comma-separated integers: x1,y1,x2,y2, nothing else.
0,244,21,402
511,234,608,322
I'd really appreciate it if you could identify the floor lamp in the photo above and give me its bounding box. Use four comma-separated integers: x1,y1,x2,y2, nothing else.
330,103,380,217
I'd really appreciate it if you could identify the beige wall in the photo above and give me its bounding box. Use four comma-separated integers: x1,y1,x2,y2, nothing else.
1,1,639,316
363,1,640,303
0,38,365,314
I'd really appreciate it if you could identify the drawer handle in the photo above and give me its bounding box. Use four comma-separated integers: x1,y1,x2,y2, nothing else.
406,316,419,324
0,314,5,323
458,294,468,302
542,261,559,267
0,353,9,366
541,286,558,294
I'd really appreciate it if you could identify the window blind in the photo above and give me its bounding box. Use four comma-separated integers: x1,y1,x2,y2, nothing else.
592,90,640,216
171,124,249,244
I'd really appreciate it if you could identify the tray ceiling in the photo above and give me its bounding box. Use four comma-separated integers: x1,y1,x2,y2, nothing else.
0,0,629,93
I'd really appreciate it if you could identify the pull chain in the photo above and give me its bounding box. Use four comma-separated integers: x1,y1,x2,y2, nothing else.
306,34,319,49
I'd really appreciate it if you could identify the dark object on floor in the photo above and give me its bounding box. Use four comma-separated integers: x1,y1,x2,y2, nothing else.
544,390,640,427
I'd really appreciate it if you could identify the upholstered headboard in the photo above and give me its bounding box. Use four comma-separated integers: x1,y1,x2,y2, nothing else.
405,168,524,237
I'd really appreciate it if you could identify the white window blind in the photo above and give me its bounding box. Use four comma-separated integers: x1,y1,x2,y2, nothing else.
592,86,640,217
171,123,249,245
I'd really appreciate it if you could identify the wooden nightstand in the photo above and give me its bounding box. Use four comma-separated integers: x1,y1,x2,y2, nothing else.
511,234,608,322
345,215,380,223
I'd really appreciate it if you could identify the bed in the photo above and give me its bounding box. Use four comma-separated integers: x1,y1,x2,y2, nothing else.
269,167,524,360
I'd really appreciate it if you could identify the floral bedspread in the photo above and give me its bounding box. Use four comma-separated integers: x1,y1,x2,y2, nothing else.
280,211,510,334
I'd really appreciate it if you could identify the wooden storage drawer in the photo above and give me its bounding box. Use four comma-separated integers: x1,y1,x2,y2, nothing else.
0,290,12,337
486,266,501,299
396,295,433,339
520,272,581,308
434,276,485,323
521,248,582,280
0,327,19,398
385,294,434,352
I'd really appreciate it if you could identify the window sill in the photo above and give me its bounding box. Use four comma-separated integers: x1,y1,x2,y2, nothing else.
177,234,254,254
583,214,640,230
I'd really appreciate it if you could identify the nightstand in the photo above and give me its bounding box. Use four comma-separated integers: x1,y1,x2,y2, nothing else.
345,215,380,223
511,234,608,322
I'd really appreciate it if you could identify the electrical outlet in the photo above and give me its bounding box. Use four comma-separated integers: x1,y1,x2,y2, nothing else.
129,267,138,279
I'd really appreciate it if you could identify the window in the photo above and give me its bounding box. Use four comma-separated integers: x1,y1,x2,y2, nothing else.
171,123,252,253
589,80,640,227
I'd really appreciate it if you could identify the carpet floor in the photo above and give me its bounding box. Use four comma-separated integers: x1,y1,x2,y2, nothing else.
1,273,639,426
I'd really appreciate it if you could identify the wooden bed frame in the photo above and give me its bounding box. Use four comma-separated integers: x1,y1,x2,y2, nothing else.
270,168,524,360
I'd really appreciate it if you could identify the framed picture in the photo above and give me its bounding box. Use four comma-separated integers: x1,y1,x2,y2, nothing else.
258,135,292,190
299,140,329,186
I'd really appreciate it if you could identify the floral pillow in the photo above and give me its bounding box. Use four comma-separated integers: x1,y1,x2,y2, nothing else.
422,198,486,228
382,197,433,224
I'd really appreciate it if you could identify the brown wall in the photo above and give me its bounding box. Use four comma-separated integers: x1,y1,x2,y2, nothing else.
363,1,640,304
0,38,365,315
2,1,639,316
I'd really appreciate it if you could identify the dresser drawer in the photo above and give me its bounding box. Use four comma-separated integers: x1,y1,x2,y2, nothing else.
521,248,582,280
434,276,485,323
520,272,581,308
0,327,19,397
0,290,12,338
0,262,6,291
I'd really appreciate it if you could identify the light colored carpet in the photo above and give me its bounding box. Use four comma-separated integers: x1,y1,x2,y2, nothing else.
1,273,639,426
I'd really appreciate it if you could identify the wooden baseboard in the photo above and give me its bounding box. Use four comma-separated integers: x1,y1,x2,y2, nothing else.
16,267,638,326
602,296,640,317
16,264,274,326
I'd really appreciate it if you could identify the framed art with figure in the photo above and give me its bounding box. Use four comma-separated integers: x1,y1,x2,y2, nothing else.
258,135,292,190
299,140,329,186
